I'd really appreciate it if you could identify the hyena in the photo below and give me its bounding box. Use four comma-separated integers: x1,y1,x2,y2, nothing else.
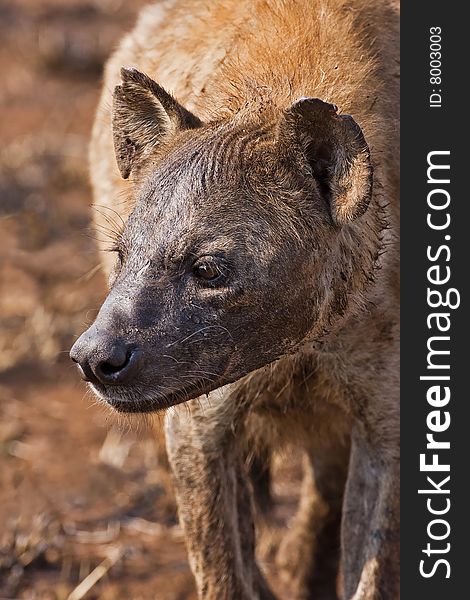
70,0,400,598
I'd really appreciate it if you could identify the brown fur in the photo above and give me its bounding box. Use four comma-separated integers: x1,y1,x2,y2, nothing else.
78,0,399,598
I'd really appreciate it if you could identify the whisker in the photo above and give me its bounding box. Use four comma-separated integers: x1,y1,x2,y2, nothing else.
167,325,233,348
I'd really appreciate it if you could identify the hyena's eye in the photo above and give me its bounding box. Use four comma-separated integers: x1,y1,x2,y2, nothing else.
191,256,226,283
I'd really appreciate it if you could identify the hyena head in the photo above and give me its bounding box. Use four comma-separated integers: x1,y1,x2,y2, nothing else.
70,68,373,412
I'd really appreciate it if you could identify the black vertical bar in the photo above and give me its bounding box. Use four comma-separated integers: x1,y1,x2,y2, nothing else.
401,2,468,597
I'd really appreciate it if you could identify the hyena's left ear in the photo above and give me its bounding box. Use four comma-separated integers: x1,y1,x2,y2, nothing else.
112,67,202,179
283,98,373,225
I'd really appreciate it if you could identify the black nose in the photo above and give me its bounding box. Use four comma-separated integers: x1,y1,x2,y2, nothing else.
70,328,141,386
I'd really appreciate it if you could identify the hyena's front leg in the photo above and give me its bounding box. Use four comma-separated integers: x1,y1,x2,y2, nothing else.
276,441,350,600
341,427,400,600
165,394,276,600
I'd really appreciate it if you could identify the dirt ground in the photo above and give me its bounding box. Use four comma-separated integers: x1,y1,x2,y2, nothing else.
0,2,302,598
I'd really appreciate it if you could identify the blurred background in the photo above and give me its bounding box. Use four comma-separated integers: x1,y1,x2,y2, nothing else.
0,2,300,598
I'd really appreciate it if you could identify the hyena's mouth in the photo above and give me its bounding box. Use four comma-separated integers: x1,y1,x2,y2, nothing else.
70,329,233,413
88,377,222,413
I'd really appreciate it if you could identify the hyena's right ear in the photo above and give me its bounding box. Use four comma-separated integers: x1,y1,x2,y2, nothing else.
112,67,202,179
282,98,373,226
